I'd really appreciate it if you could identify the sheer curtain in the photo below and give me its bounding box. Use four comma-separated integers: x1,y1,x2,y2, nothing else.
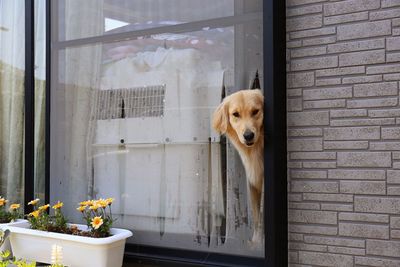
0,0,25,204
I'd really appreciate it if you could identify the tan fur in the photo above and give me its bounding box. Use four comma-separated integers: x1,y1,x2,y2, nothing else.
212,89,264,242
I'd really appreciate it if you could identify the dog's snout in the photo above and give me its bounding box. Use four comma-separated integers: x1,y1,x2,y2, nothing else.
243,130,255,142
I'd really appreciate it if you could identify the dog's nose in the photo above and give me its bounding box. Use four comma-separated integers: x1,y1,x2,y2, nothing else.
243,130,255,142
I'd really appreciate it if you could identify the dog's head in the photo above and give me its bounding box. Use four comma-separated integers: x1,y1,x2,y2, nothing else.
213,89,264,147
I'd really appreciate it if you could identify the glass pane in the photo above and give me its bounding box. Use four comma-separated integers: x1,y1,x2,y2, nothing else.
34,0,46,200
0,0,25,205
58,0,262,41
52,0,263,258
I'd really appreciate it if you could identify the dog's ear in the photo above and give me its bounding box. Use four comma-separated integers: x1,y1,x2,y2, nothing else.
212,100,229,134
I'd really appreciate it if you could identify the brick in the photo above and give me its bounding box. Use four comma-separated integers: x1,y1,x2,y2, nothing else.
324,141,369,150
342,74,382,84
355,196,400,214
328,39,384,54
370,142,400,150
303,87,352,100
354,82,398,97
324,0,380,16
291,56,338,71
370,8,400,20
291,181,338,193
339,223,389,239
339,49,385,67
289,242,327,252
382,0,400,8
388,186,400,195
304,235,365,248
316,66,364,77
394,152,400,160
288,111,329,126
288,251,298,263
394,18,400,27
290,27,336,39
289,233,304,242
367,240,400,257
291,46,326,58
339,212,389,223
288,98,303,111
330,109,367,118
288,139,323,151
327,246,365,256
387,52,400,63
392,230,400,238
315,78,341,86
288,161,302,168
287,14,322,32
337,152,391,167
391,217,400,228
287,72,314,88
367,63,400,74
287,0,325,7
288,128,323,137
303,36,336,46
355,256,400,267
287,4,322,17
287,40,302,48
383,73,400,81
347,98,398,108
321,203,353,212
324,126,380,140
304,99,345,109
303,161,336,169
303,193,353,203
337,20,392,41
324,11,368,25
328,169,385,180
388,170,400,184
289,224,338,235
290,152,336,160
330,118,395,126
340,181,386,195
291,170,327,179
289,210,337,225
369,109,400,118
298,251,353,266
287,89,302,97
290,202,321,210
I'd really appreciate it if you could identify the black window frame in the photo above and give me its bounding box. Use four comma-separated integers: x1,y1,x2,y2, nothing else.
22,0,287,266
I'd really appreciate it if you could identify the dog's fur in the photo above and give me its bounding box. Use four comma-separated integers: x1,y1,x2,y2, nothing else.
212,89,264,242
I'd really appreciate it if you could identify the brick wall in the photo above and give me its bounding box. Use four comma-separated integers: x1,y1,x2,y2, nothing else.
286,0,400,266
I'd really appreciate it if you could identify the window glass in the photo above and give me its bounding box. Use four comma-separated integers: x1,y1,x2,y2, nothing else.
0,0,25,205
51,0,264,258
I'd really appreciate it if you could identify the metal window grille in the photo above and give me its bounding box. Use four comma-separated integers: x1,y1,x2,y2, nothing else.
93,85,165,120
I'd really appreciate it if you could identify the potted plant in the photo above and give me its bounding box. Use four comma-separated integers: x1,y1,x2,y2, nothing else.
6,198,132,267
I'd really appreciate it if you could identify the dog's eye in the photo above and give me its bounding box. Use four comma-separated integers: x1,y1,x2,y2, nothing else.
252,109,259,116
233,112,240,118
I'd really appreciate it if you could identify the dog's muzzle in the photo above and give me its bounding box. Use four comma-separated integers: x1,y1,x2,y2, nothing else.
243,130,255,146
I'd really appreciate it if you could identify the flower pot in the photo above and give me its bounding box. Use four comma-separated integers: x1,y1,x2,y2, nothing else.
6,220,132,267
0,219,27,253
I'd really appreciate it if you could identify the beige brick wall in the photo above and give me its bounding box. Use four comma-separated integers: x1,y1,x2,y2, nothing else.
286,0,400,266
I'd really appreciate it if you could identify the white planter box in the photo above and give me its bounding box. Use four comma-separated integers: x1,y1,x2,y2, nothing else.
0,219,27,253
6,220,132,267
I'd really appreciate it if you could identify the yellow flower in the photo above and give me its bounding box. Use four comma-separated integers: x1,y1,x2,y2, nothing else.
9,203,20,211
105,198,114,206
52,201,63,210
89,204,100,211
28,198,40,206
38,204,50,211
0,198,8,207
76,206,86,212
79,200,93,206
91,216,103,230
96,199,108,208
29,210,40,218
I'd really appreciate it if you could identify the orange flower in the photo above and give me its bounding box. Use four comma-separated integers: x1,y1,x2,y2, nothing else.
76,206,86,212
91,216,103,230
29,210,40,218
52,201,63,210
9,203,20,211
0,198,8,207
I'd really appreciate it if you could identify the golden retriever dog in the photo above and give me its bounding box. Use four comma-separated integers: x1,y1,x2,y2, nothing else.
212,89,264,243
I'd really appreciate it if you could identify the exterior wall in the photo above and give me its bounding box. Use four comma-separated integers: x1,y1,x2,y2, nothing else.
286,0,400,266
